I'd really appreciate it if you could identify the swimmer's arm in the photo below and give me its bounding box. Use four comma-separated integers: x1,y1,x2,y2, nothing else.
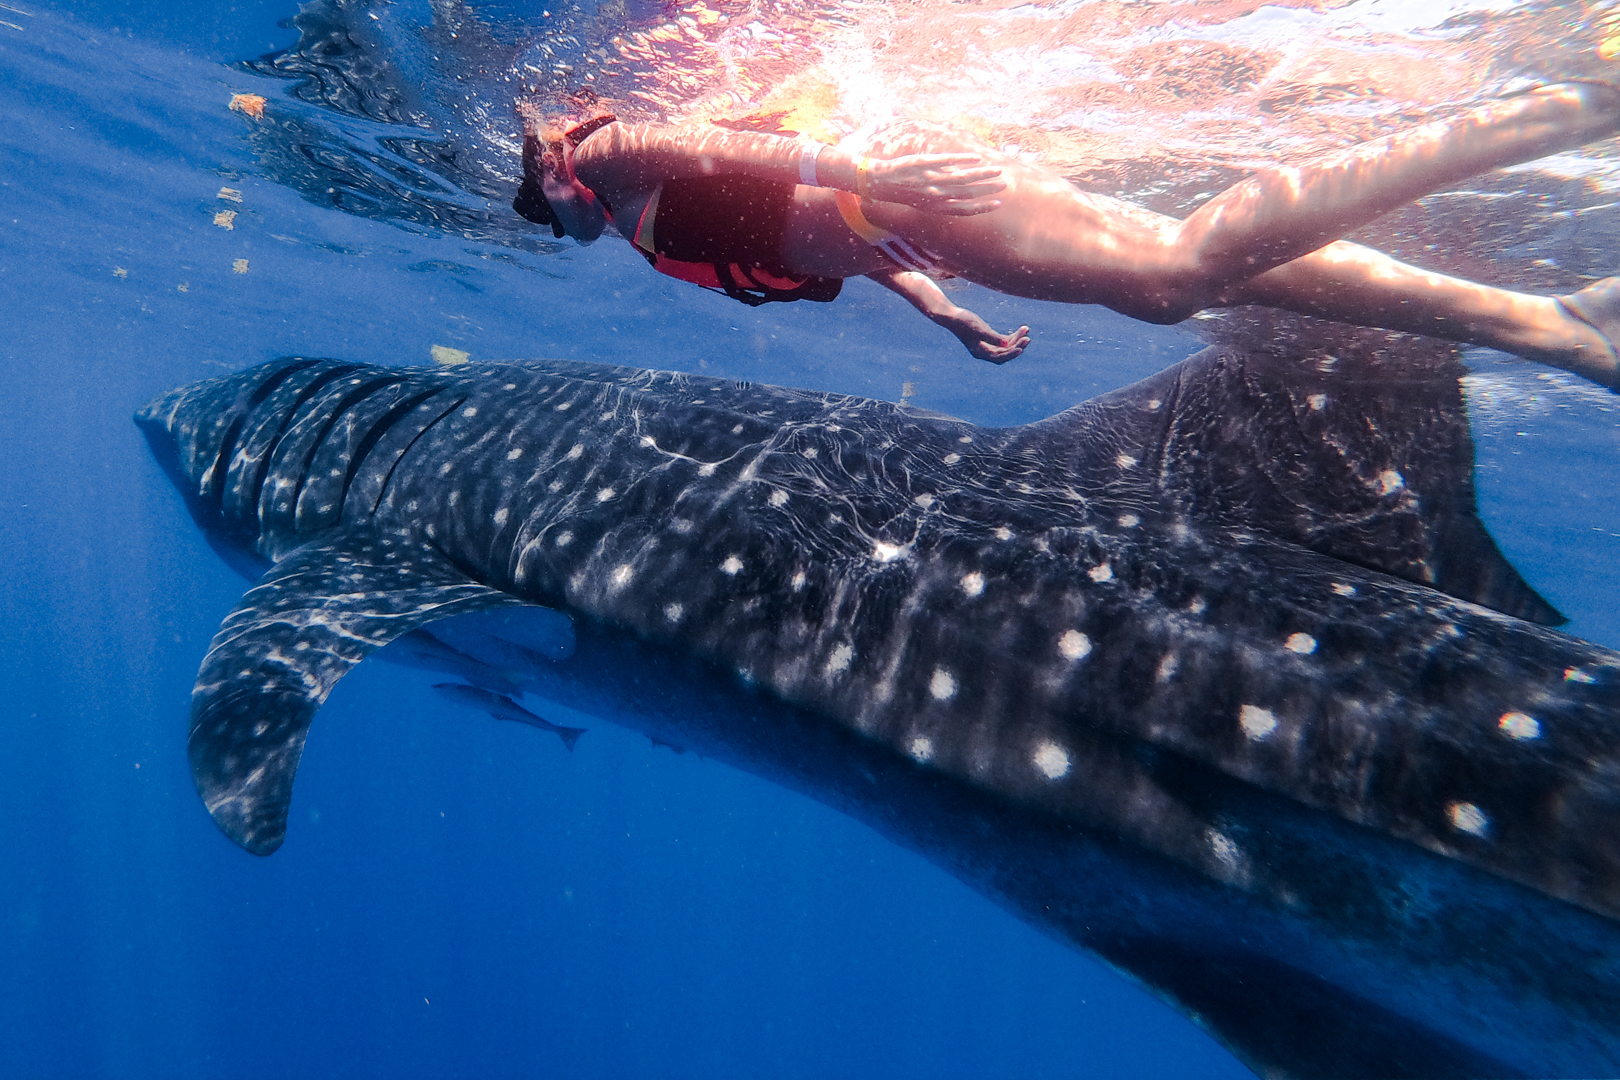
576,124,1003,213
869,267,1030,363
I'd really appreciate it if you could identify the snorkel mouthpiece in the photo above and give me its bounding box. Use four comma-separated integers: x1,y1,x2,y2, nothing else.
513,177,565,238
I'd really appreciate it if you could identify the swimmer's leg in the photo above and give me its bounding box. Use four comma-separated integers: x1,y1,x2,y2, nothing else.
1219,241,1620,387
1171,82,1620,298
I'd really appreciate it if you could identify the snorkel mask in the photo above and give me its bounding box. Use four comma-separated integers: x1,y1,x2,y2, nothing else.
512,115,617,238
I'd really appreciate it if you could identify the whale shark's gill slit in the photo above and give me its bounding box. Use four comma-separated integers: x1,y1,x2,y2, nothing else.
340,386,450,513
370,394,468,514
202,359,320,520
243,365,364,523
287,375,411,517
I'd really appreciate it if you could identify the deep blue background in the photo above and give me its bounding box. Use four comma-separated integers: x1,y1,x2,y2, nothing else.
2,3,1617,1077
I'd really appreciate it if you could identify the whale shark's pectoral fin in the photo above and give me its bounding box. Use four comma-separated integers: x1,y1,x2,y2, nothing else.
188,530,523,855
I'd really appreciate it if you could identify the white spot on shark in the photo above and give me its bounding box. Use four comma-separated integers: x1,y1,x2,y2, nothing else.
555,531,573,547
1308,394,1327,410
554,401,571,411
1146,399,1162,411
611,564,633,588
944,452,961,465
960,572,985,597
929,668,957,700
1210,831,1240,868
732,423,744,435
493,508,509,526
1240,704,1278,740
438,462,453,476
1118,513,1139,528
721,556,744,575
1377,470,1405,495
462,406,478,417
1565,667,1597,684
507,447,523,460
802,447,818,458
1156,653,1179,682
826,643,853,675
664,603,683,623
1033,741,1070,779
698,463,717,476
596,487,615,502
1498,711,1541,740
1449,802,1490,838
672,519,693,533
639,436,656,448
790,570,806,591
1088,563,1113,583
995,527,1012,541
1332,583,1357,597
1115,453,1137,469
1285,633,1317,654
566,444,584,460
958,436,973,444
914,494,935,508
871,541,906,563
1058,630,1092,661
769,489,788,507
909,736,933,763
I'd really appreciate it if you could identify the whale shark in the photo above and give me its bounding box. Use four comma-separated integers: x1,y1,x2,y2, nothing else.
137,345,1620,1078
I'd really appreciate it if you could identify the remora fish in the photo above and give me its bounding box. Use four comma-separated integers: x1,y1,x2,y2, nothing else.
137,347,1620,1078
430,681,586,751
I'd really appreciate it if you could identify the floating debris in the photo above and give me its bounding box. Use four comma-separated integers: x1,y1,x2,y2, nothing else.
228,93,266,118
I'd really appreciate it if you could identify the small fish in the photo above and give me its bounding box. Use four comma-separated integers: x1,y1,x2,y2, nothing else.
431,682,585,752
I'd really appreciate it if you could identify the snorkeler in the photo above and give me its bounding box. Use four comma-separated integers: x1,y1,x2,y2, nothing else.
514,81,1620,387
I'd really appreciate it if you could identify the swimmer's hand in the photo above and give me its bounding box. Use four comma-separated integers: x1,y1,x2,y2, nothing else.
867,267,1029,361
946,312,1031,363
865,153,1005,215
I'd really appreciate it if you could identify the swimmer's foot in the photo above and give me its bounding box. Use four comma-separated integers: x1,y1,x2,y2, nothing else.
1554,278,1620,388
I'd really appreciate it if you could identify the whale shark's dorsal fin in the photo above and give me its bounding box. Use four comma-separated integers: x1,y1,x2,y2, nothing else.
188,528,522,854
1029,345,1564,625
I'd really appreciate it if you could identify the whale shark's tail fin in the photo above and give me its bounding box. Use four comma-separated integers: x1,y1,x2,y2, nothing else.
1041,343,1564,626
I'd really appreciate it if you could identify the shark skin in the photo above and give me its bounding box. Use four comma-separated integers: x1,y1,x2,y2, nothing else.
137,346,1620,1078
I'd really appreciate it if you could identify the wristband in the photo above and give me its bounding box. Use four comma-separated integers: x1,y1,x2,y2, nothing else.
856,156,873,199
798,141,825,187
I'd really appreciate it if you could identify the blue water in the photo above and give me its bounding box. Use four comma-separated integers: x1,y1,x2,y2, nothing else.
3,2,1619,1077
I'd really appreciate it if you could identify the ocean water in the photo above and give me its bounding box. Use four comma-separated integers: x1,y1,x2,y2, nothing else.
3,1,1619,1077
